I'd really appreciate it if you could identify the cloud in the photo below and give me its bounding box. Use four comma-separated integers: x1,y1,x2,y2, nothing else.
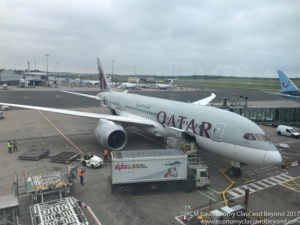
0,0,299,77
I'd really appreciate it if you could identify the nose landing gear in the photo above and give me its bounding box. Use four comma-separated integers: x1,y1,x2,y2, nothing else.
228,167,242,177
226,161,242,177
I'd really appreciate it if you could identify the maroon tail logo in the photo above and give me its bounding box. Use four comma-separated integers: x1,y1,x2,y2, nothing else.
97,59,106,92
282,81,290,89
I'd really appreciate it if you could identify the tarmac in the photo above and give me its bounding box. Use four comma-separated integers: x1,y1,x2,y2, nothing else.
0,86,300,225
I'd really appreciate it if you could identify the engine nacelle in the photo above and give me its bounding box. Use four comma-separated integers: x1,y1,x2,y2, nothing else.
94,119,127,151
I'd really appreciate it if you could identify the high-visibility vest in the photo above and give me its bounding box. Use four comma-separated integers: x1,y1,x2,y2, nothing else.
104,150,108,156
79,169,84,176
8,142,11,148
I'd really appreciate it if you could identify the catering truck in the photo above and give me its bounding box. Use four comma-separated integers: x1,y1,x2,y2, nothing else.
110,149,209,193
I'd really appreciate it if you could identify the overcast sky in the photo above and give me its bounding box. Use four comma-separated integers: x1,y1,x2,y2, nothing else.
0,0,299,77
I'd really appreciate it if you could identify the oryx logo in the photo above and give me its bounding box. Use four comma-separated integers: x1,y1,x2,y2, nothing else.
97,58,107,92
282,80,290,89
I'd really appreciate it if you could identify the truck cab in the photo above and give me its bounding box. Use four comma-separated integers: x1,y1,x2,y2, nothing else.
195,168,210,187
188,156,210,188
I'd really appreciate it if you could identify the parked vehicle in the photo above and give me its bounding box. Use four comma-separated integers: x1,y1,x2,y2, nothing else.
81,154,103,168
110,149,210,193
0,105,10,110
277,125,300,138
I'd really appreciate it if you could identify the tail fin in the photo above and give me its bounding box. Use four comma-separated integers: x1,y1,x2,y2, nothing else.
168,79,174,87
97,58,112,92
277,70,299,93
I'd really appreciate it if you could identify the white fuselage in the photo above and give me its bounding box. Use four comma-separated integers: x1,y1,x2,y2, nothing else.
119,82,138,89
155,84,171,89
155,80,173,89
99,91,282,166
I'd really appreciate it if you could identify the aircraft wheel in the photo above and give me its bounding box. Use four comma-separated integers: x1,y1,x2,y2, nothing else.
228,167,242,177
228,168,235,177
234,167,242,177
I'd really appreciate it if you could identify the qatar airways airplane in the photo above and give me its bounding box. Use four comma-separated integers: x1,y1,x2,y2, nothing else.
0,58,282,176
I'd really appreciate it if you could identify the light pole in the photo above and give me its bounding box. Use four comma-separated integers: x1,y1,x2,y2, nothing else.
45,54,49,75
45,54,49,86
172,64,175,76
56,62,59,73
134,65,136,76
112,60,114,76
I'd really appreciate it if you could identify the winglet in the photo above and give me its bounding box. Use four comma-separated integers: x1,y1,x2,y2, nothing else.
277,70,299,93
192,93,216,106
97,58,112,92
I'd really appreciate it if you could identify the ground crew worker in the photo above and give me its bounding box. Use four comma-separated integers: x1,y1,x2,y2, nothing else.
88,152,93,159
12,140,17,152
183,205,191,222
103,149,108,162
79,167,85,185
7,140,12,153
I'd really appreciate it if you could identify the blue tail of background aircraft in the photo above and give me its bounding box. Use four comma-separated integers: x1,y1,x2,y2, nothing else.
277,70,300,93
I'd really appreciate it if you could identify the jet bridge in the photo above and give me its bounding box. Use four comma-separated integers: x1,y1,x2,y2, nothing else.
228,106,300,126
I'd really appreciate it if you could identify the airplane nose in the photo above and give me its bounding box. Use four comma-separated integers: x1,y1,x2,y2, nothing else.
264,151,282,166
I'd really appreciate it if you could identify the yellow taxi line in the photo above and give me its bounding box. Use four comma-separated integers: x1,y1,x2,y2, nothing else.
38,110,84,155
280,177,300,193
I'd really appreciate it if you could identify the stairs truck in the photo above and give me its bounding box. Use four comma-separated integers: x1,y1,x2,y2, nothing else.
110,149,209,193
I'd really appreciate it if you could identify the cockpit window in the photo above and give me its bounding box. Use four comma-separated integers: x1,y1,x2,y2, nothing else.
243,133,270,142
243,133,256,140
255,134,269,142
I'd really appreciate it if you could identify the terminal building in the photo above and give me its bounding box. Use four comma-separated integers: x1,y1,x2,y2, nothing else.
0,70,66,87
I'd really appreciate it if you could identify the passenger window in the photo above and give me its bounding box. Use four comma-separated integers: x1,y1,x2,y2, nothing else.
243,133,256,141
286,129,290,133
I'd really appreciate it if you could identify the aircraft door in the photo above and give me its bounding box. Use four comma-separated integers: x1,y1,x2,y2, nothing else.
211,123,225,142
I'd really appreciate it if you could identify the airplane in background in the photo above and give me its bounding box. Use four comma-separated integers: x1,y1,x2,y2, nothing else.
277,70,300,100
154,79,174,89
83,80,100,86
0,58,282,176
118,82,139,89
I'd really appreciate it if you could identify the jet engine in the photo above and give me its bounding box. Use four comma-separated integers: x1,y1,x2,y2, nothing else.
94,119,127,151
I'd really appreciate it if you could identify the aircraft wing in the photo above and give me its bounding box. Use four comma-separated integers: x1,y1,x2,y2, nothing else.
0,102,155,126
61,90,100,100
192,93,216,106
